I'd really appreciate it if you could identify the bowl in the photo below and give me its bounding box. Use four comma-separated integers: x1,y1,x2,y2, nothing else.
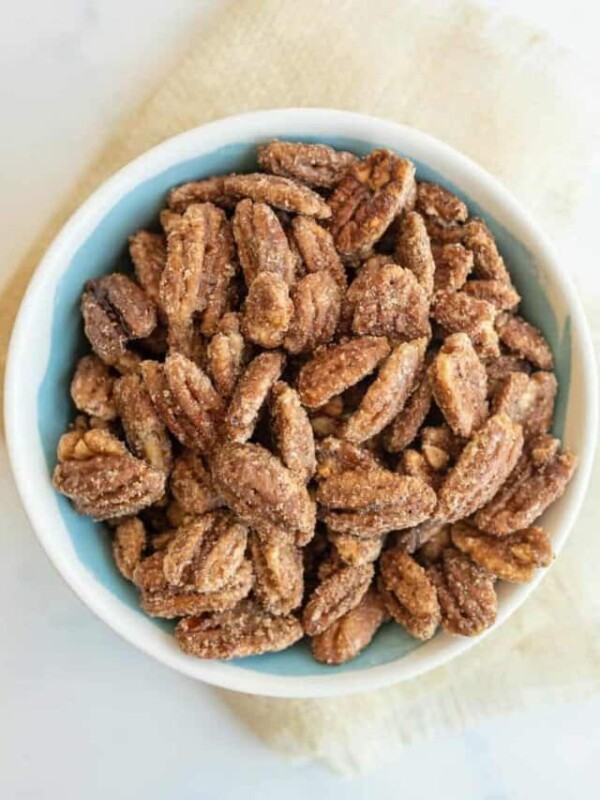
5,108,597,698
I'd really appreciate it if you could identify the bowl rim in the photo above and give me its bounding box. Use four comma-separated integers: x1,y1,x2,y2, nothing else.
5,107,598,698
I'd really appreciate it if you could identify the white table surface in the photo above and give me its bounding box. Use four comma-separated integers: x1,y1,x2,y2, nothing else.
2,1,600,797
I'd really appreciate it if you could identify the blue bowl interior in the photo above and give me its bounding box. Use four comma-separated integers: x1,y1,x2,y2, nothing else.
39,136,571,676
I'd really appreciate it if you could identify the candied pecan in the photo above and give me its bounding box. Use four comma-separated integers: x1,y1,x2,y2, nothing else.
344,338,427,443
258,140,358,188
398,449,442,491
485,353,532,396
129,230,166,306
81,273,157,366
206,312,245,399
347,259,430,340
164,511,248,593
284,271,342,354
420,425,465,470
436,413,524,523
328,532,384,566
474,437,577,535
170,450,223,516
159,203,208,355
223,351,284,442
432,290,499,358
463,219,510,282
113,517,147,580
432,243,474,292
429,333,488,437
463,279,520,311
324,502,434,537
394,519,448,557
241,273,293,348
210,442,316,543
303,562,374,636
225,173,331,218
329,150,416,258
232,199,296,287
496,313,554,370
379,549,440,640
311,588,387,664
291,216,347,292
424,218,467,245
53,429,166,520
414,523,452,565
168,176,238,212
141,559,253,619
395,211,436,297
315,436,382,479
140,354,224,452
250,527,304,615
160,208,182,234
175,598,303,659
383,372,432,453
416,182,468,225
451,521,553,583
198,203,237,337
492,371,557,438
70,355,117,421
428,547,497,636
270,381,316,483
113,372,172,473
297,336,390,409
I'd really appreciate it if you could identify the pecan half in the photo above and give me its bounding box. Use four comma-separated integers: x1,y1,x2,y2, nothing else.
429,333,488,437
432,290,499,358
70,355,117,421
223,351,284,442
491,371,557,438
258,140,358,188
432,243,474,292
170,450,224,517
250,527,304,615
315,436,382,479
436,413,524,523
113,517,147,580
395,211,436,298
428,547,497,636
284,271,342,354
113,372,173,473
463,219,510,282
311,588,387,664
451,521,553,583
210,442,316,543
485,353,532,397
347,259,430,340
496,314,554,370
474,436,577,535
463,279,520,311
241,272,293,348
175,599,303,659
81,273,157,365
303,562,374,636
379,549,440,640
416,182,468,225
53,429,165,520
197,203,237,337
232,198,296,286
344,338,427,443
297,336,390,409
225,173,331,218
328,532,384,566
140,353,224,452
290,216,347,291
383,372,433,453
330,150,416,258
129,230,166,306
270,381,316,483
167,176,238,213
206,312,246,399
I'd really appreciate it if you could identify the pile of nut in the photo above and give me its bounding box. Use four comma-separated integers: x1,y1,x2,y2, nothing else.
53,141,577,664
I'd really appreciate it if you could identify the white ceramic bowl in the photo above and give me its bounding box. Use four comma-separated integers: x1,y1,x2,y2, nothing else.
5,109,597,697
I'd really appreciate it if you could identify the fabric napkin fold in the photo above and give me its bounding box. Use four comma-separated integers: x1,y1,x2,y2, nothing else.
3,0,599,774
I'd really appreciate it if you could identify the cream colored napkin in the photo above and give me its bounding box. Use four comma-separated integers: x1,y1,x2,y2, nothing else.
3,0,599,775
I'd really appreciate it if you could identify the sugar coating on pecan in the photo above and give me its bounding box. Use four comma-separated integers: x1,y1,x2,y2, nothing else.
225,173,331,219
291,216,348,292
432,243,474,292
491,371,557,438
270,381,316,483
113,517,147,581
70,355,117,421
416,182,468,225
429,333,488,438
328,532,385,566
451,521,553,583
463,278,520,311
496,313,554,370
284,271,342,354
258,140,358,188
169,450,224,516
223,351,284,443
315,436,382,479
395,211,436,298
129,230,166,306
379,549,440,640
311,588,387,664
303,562,374,636
250,526,304,615
167,176,238,213
232,198,296,287
383,371,432,453
241,272,293,349
432,290,499,358
297,336,390,409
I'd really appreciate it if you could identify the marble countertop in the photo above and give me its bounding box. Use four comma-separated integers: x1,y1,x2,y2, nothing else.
1,1,599,797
